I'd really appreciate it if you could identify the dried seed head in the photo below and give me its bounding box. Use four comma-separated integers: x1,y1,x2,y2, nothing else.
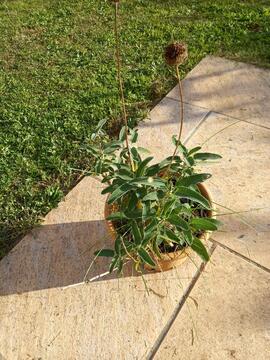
110,0,120,3
164,42,188,66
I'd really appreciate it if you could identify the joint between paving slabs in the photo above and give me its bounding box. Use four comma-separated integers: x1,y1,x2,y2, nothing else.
167,96,270,131
210,238,270,274
183,110,212,145
146,243,217,360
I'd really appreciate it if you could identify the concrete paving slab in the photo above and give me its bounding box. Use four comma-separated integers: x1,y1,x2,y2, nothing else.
0,78,210,358
0,176,108,295
185,112,270,269
167,56,270,127
1,57,269,359
0,176,208,359
155,246,270,360
138,96,209,161
0,268,204,360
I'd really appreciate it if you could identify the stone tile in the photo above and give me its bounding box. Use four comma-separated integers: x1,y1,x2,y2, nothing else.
167,56,270,127
0,268,201,360
0,175,208,359
185,112,270,269
0,70,211,359
1,57,269,358
155,246,270,360
213,232,270,271
138,96,209,162
0,177,109,295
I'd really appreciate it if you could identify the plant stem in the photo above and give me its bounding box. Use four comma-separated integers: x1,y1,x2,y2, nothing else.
172,64,184,156
201,120,241,146
164,65,184,176
212,201,258,233
215,207,266,217
114,2,134,171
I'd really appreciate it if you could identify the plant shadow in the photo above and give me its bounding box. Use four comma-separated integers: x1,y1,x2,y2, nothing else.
0,219,141,296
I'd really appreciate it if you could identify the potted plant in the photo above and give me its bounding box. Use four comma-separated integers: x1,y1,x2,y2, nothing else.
88,0,222,273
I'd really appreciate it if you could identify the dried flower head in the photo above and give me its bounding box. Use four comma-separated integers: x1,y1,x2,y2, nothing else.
110,0,120,3
164,42,188,66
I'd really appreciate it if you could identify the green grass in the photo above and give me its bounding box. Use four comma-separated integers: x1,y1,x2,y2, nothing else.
0,0,269,257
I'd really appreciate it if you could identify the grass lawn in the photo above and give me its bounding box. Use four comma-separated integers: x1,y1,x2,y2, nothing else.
0,0,269,257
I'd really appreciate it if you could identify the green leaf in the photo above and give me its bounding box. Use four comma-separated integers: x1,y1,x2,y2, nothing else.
106,212,127,221
142,202,150,220
177,142,188,156
117,259,123,273
107,183,133,204
183,229,193,245
136,156,154,177
94,160,103,174
94,249,115,257
157,190,165,199
143,219,158,245
105,140,122,147
104,145,120,154
158,157,177,171
97,118,107,129
131,147,141,162
161,155,182,164
130,129,138,143
172,135,178,146
109,257,119,273
167,214,189,231
188,146,202,156
130,177,166,189
162,198,177,216
145,163,160,176
90,132,97,141
114,236,122,255
137,147,151,155
108,164,119,172
101,184,115,195
85,146,99,157
124,208,143,219
142,191,159,202
145,218,158,233
186,156,195,166
119,126,126,141
117,163,132,172
138,248,156,267
175,186,211,210
127,192,138,209
132,221,142,245
191,218,222,231
176,173,211,187
153,240,162,259
118,167,133,178
164,228,180,243
190,238,209,261
194,152,222,161
101,176,112,184
116,173,133,181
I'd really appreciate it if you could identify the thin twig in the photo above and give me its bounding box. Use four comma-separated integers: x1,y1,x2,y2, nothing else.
215,207,267,217
172,64,184,156
164,64,184,176
114,2,134,171
201,120,241,146
212,201,258,233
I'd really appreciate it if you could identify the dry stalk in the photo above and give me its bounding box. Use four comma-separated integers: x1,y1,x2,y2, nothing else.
164,64,184,176
172,64,184,157
113,2,134,171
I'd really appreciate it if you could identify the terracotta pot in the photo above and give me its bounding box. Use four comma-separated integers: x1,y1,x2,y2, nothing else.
104,183,215,272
